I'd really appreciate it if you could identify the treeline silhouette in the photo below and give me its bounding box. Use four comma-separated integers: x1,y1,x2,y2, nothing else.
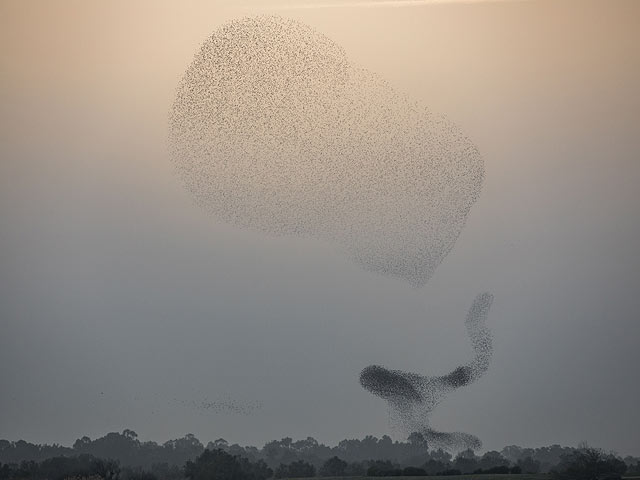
0,431,638,480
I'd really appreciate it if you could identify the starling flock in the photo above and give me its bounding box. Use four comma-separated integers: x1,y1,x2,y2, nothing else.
170,15,492,450
170,15,484,287
360,293,493,449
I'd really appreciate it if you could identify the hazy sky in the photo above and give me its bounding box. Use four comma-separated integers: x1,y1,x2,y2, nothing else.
1,0,639,456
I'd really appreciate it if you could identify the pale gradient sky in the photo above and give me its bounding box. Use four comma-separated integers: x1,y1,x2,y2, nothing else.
257,1,531,10
1,0,639,455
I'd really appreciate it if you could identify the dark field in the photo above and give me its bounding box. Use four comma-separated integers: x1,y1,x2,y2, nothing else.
290,475,551,480
292,476,640,480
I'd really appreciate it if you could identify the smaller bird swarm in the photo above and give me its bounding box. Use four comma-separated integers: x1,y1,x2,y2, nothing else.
360,293,493,450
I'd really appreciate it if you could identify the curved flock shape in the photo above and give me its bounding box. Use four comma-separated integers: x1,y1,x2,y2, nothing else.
360,293,493,449
170,15,492,449
170,15,484,287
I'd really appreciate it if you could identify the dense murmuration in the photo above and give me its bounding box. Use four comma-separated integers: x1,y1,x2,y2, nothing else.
169,15,484,287
170,15,491,450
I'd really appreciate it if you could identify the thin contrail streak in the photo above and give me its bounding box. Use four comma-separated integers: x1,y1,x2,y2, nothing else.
257,0,528,10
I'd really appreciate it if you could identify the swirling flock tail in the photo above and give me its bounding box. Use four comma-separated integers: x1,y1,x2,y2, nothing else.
359,293,494,450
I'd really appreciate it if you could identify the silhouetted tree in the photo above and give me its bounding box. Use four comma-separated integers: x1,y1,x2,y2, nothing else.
274,460,315,478
553,445,626,480
211,439,229,450
3,429,639,479
402,466,427,476
478,450,508,471
344,461,367,476
185,449,237,480
423,459,449,475
163,434,205,466
517,456,542,473
185,448,272,480
366,459,401,476
453,448,478,474
624,458,640,476
319,456,348,477
0,462,11,480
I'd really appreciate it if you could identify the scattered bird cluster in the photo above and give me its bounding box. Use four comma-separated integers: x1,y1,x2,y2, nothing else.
169,15,484,287
170,15,490,450
174,397,263,416
360,293,493,449
198,399,263,415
